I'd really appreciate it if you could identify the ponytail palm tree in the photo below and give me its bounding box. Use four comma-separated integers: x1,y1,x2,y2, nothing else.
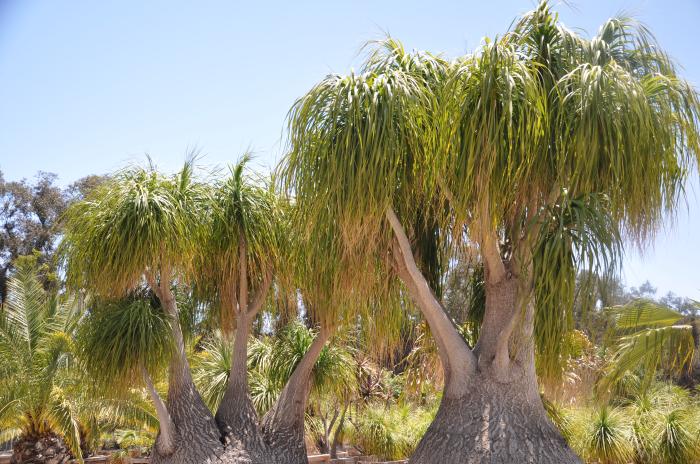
281,2,700,462
193,155,341,463
195,156,283,461
61,160,224,464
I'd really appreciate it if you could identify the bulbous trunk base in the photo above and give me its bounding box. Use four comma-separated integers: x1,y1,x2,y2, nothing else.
149,425,225,464
11,433,72,464
410,374,581,464
150,384,226,464
219,426,278,464
264,424,307,464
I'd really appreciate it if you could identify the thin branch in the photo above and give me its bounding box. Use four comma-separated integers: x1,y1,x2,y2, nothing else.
386,207,475,397
247,267,273,318
141,365,176,456
238,238,248,313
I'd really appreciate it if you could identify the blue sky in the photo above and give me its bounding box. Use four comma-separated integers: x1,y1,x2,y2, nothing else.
1,0,698,299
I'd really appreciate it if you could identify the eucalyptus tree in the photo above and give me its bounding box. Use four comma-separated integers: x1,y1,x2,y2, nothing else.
281,2,700,462
61,160,224,464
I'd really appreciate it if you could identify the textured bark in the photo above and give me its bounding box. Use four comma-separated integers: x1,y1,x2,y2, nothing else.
386,209,579,463
150,277,224,464
11,433,71,464
473,276,520,380
408,276,580,464
216,312,274,463
215,253,277,463
262,327,332,464
410,372,579,464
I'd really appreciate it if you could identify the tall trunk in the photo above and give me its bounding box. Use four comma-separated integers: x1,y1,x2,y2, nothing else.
386,208,580,463
387,208,475,398
150,279,224,464
261,326,333,464
216,318,275,463
215,311,262,449
216,252,275,464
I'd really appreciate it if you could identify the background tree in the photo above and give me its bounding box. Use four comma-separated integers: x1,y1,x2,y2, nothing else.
0,171,66,303
0,171,106,305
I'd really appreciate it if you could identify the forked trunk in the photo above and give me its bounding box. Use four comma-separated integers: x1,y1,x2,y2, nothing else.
410,371,575,464
386,208,580,463
330,404,348,459
262,327,332,464
151,292,224,464
411,277,580,464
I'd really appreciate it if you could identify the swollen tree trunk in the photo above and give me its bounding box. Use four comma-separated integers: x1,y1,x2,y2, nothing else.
216,311,274,464
261,326,333,464
410,278,578,464
386,208,580,464
149,276,224,464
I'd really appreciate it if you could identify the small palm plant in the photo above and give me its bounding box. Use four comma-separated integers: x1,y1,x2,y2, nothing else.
0,257,85,463
194,321,357,415
602,299,699,391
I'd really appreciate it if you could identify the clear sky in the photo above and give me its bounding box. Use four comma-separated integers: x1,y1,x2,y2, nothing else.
1,0,698,299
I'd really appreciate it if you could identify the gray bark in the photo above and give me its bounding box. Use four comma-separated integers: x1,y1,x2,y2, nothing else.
386,208,580,463
409,279,580,464
148,273,225,464
409,372,579,464
262,326,332,464
142,366,176,456
215,249,277,463
216,311,274,463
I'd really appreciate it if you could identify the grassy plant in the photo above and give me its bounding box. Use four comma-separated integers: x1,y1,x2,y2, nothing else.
348,402,436,460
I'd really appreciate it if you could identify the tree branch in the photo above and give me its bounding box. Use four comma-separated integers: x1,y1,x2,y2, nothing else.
247,267,273,318
141,365,176,456
386,207,475,397
476,199,507,284
238,238,248,313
